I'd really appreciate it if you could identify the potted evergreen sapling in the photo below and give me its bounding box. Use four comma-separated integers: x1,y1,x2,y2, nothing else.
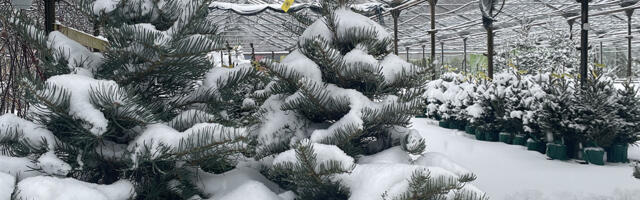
538,75,576,159
611,81,640,163
571,72,619,164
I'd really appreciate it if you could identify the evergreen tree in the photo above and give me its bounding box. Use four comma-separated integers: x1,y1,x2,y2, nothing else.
0,0,258,198
254,0,427,158
614,81,640,145
570,73,621,149
536,75,575,143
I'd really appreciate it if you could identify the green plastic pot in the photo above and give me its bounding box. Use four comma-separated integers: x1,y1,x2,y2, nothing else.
527,139,545,154
499,132,513,144
546,143,568,160
513,134,527,146
583,148,605,165
474,129,485,141
484,131,499,142
455,121,467,131
465,125,475,135
606,144,629,163
438,121,450,129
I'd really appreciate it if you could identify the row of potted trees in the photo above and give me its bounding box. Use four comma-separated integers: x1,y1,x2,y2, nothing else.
424,71,640,165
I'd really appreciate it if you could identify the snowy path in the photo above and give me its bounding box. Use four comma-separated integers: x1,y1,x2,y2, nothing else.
411,118,640,200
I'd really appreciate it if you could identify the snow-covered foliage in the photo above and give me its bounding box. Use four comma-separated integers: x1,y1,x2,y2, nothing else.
251,1,484,199
424,68,640,158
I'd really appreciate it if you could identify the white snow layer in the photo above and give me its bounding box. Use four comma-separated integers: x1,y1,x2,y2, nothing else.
334,8,390,40
0,172,14,200
48,31,103,76
273,141,355,171
413,118,640,200
279,50,322,82
0,155,42,180
15,176,135,200
45,74,119,136
129,123,246,162
195,167,287,200
0,114,56,149
36,151,71,176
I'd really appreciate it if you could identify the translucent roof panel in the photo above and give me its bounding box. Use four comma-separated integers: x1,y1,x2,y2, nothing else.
209,0,640,54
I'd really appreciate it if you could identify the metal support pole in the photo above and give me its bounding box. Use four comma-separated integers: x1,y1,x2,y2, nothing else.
487,27,494,80
406,47,410,61
250,43,255,62
440,42,444,68
428,0,438,79
600,41,603,64
271,51,275,61
226,42,232,67
463,37,468,73
391,10,401,55
579,0,589,86
421,44,426,67
626,9,635,78
44,0,55,34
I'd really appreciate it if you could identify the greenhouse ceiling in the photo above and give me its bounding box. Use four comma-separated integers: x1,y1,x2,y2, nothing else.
208,0,640,54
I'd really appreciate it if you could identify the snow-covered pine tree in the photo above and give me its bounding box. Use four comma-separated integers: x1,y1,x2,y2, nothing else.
469,73,514,139
0,0,259,199
614,81,640,145
254,0,427,158
536,74,575,144
254,1,484,199
570,72,620,149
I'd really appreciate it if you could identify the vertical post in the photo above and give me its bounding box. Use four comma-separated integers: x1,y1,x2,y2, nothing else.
626,9,634,78
579,0,589,86
271,51,275,61
428,0,438,79
226,42,232,68
463,37,468,73
600,41,603,64
250,43,255,62
421,44,426,67
440,42,444,68
44,0,55,34
391,9,401,55
406,47,410,61
220,50,224,67
487,27,494,79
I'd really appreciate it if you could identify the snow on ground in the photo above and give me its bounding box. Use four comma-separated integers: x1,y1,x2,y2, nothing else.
411,118,640,200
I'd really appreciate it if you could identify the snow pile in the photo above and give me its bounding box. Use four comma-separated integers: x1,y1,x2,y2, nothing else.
334,8,390,40
273,141,355,171
413,118,640,200
48,31,103,76
129,123,247,161
278,50,322,82
0,172,14,200
14,176,135,200
195,167,288,200
0,114,56,149
45,74,119,136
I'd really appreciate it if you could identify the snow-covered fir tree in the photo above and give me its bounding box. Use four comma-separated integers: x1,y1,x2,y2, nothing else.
614,81,640,145
0,0,261,199
570,73,620,149
536,74,576,144
253,0,485,199
254,0,428,157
